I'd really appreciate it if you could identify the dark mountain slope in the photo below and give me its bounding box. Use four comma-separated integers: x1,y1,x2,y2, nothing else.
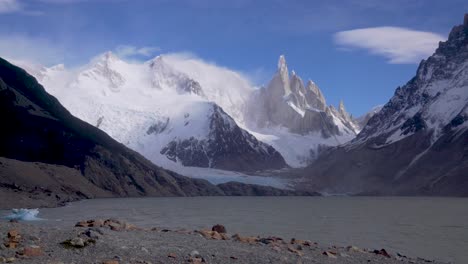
0,57,225,207
297,15,468,196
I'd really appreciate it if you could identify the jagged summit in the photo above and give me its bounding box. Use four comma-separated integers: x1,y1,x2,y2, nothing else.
249,55,359,137
278,55,288,71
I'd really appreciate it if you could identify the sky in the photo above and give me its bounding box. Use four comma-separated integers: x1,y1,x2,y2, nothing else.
0,0,466,116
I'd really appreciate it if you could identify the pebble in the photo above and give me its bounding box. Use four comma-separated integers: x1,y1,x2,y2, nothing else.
190,250,201,258
70,238,85,248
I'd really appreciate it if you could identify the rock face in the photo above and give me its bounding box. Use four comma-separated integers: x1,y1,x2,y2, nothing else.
161,104,287,171
299,16,468,196
355,105,383,130
0,57,226,207
248,55,358,138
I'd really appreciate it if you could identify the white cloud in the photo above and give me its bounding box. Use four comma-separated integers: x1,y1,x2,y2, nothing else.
334,27,446,64
0,0,21,13
115,45,161,59
0,34,65,66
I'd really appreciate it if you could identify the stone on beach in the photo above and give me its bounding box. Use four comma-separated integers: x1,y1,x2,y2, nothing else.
232,234,259,244
75,219,139,231
102,261,119,264
197,230,229,240
290,238,312,246
287,245,304,256
4,230,21,249
323,251,338,258
374,248,391,258
18,245,44,257
211,224,226,234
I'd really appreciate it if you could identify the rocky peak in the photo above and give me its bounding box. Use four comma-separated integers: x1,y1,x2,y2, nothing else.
464,13,468,26
358,14,468,143
338,100,352,120
79,51,125,90
275,55,291,95
148,55,205,96
278,55,288,73
305,80,326,111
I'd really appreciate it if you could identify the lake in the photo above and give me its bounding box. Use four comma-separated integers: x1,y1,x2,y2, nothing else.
2,196,467,263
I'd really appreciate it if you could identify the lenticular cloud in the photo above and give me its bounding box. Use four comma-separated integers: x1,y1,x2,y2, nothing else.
334,26,445,64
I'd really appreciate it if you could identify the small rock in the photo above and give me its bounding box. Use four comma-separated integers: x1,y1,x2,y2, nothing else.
19,246,44,257
271,245,281,252
287,246,303,256
4,242,18,249
102,261,119,264
70,238,85,248
91,219,104,227
62,237,87,248
197,230,229,240
190,250,201,258
7,231,19,239
75,221,88,227
168,253,177,259
339,252,350,257
323,251,338,258
188,256,205,264
290,238,312,246
373,248,391,258
83,229,102,239
141,247,149,253
211,224,226,234
230,256,238,260
5,257,15,263
231,234,258,244
346,245,364,253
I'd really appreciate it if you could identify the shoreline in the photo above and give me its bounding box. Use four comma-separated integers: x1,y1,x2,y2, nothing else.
0,219,447,264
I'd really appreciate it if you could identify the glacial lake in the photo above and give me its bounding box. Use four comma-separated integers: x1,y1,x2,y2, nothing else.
2,196,468,263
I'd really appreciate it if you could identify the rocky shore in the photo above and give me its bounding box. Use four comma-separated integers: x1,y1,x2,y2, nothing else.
0,220,446,264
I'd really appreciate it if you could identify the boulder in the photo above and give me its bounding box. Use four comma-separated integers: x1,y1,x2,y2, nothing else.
211,224,226,234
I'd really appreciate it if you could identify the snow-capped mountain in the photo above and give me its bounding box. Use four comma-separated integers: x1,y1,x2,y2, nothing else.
300,15,468,196
245,55,360,166
32,52,286,174
22,52,364,172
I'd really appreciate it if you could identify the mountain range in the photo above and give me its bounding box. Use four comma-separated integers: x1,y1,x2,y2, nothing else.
20,51,364,176
0,57,317,208
1,15,466,200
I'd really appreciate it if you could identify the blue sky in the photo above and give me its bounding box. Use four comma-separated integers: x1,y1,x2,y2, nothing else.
0,0,466,116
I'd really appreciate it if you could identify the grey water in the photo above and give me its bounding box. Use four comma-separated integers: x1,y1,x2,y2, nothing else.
3,196,468,263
